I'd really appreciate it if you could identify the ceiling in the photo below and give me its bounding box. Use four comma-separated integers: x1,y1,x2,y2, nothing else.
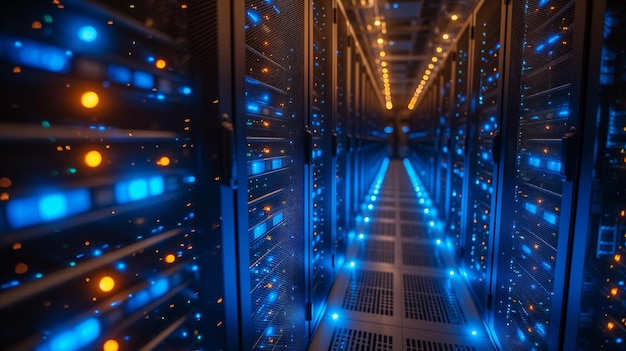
341,0,478,116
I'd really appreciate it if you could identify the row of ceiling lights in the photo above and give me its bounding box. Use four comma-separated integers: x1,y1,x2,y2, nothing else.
373,19,393,110
408,13,459,110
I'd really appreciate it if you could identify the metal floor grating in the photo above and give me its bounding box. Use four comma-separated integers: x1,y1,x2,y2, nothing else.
377,200,397,208
400,223,429,238
405,338,477,351
328,327,394,351
358,239,395,263
342,270,393,316
369,222,396,237
402,243,442,267
400,210,425,221
403,274,467,325
374,209,396,219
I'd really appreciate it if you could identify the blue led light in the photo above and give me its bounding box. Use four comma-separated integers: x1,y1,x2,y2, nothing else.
528,156,541,168
247,10,261,24
543,211,557,225
525,202,538,214
358,233,365,240
37,318,100,351
517,328,526,342
331,313,339,320
539,0,549,6
114,176,164,204
272,212,283,226
117,262,126,270
39,193,67,221
133,71,154,89
7,189,90,229
78,26,97,42
522,245,532,255
151,278,169,298
384,126,394,133
253,222,267,239
127,290,150,312
267,292,278,302
1,280,19,289
546,160,561,172
271,158,283,170
251,160,265,175
547,34,560,44
2,36,71,73
180,86,192,95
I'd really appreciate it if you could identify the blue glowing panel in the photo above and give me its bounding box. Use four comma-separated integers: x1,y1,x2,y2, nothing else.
78,26,98,42
0,36,72,73
108,65,132,84
133,70,154,89
6,189,91,229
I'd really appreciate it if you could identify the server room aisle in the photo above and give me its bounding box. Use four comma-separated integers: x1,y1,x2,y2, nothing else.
309,159,496,350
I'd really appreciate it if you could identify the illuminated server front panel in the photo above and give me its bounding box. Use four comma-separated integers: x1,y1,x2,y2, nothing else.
494,0,575,349
464,0,501,311
0,1,224,350
571,1,626,348
244,0,306,349
334,9,349,258
310,0,335,328
435,58,452,237
449,25,469,251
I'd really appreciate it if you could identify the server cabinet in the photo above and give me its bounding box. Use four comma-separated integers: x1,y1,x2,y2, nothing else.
334,9,349,260
308,0,335,332
463,0,502,314
436,55,453,236
237,0,307,349
449,24,470,251
0,1,226,350
565,1,626,349
493,0,579,349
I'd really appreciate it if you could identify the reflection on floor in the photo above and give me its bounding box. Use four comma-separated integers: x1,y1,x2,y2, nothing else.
309,159,496,350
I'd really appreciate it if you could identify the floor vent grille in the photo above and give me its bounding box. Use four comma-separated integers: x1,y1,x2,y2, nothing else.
400,223,428,238
374,209,396,219
358,240,395,263
329,327,393,351
403,274,467,324
400,210,425,221
342,270,393,316
369,222,396,237
402,243,442,267
405,338,476,351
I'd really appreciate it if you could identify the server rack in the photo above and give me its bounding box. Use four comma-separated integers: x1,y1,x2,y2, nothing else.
449,24,471,252
463,0,502,314
236,0,307,349
308,0,335,332
565,0,626,349
436,55,453,238
494,0,580,349
0,1,226,350
334,9,349,261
